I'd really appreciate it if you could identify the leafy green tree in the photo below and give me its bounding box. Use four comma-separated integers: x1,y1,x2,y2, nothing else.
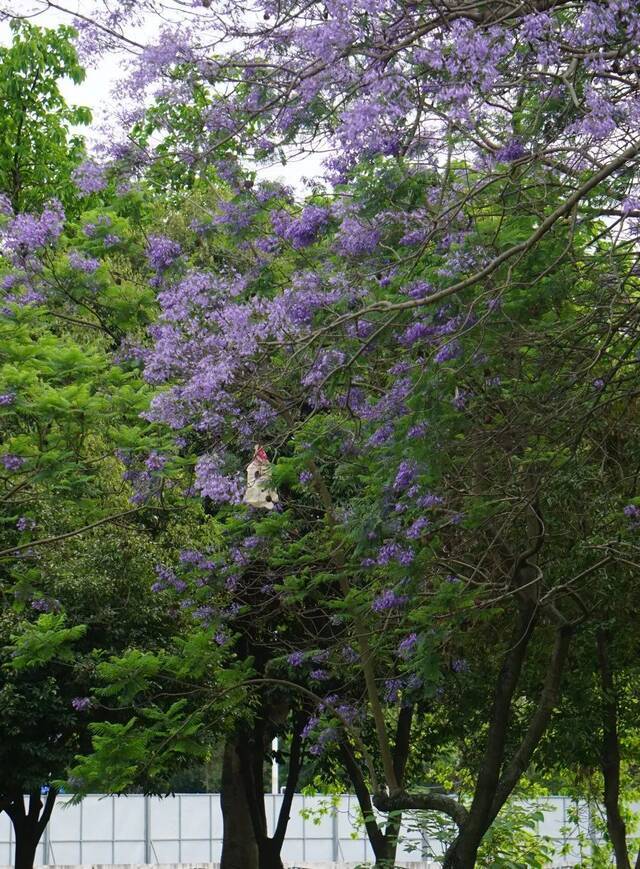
0,21,91,213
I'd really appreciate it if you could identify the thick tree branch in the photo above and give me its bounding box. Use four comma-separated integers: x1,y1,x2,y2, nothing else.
373,788,469,830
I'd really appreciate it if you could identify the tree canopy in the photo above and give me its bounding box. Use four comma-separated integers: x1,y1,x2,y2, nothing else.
2,4,640,869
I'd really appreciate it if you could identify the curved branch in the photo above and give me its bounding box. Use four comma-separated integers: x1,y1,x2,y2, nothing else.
373,789,469,829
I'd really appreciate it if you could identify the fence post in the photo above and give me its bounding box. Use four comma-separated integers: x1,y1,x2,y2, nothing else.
42,820,50,865
144,794,151,864
332,801,340,861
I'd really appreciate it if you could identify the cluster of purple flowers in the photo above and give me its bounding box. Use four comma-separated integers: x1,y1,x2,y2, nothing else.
68,251,100,273
624,504,640,527
73,160,107,194
4,201,64,254
272,205,330,249
147,235,182,271
396,633,419,658
393,460,418,492
1,454,25,471
152,563,187,594
375,542,414,566
334,217,379,257
194,454,244,504
372,588,410,612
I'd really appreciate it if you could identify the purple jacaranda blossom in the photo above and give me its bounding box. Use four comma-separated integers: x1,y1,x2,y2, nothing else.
384,678,403,703
367,423,395,447
310,669,330,681
405,674,423,694
406,517,429,539
194,454,244,504
302,348,345,387
452,658,470,673
145,450,168,471
288,651,305,667
417,493,444,509
0,392,15,405
16,517,36,532
434,340,462,364
71,697,91,712
68,251,100,273
376,542,414,566
302,716,320,739
179,548,204,565
299,470,313,484
335,217,379,256
153,563,187,593
593,378,605,391
3,200,64,253
394,460,418,492
73,160,107,194
1,272,24,290
336,704,359,725
31,598,51,612
147,235,182,271
407,422,428,438
103,233,120,247
496,139,527,162
624,504,640,527
397,633,419,658
452,389,470,410
372,589,410,612
272,205,330,249
2,454,25,471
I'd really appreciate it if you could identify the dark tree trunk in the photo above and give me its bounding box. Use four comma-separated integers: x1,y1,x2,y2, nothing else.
14,832,38,869
220,738,259,869
223,707,304,869
256,836,285,869
6,789,57,869
597,629,631,869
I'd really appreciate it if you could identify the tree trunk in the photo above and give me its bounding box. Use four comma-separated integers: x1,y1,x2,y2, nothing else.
220,738,259,869
256,836,285,869
597,629,631,869
6,789,57,869
14,831,38,869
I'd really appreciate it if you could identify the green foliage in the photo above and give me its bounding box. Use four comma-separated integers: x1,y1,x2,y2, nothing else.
11,613,87,669
0,20,90,212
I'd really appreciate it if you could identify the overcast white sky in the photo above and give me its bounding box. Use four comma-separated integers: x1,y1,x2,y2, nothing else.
0,1,321,190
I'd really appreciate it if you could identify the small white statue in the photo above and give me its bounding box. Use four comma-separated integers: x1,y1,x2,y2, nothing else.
243,445,279,510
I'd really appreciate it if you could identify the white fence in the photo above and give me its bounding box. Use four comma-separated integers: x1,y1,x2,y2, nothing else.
0,793,601,866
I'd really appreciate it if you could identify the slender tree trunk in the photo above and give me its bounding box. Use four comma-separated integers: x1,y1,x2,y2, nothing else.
220,738,259,869
597,629,631,869
443,603,537,869
6,789,57,869
443,621,572,869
